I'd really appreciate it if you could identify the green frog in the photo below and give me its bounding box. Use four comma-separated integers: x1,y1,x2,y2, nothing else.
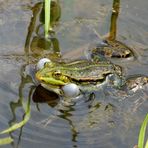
88,39,134,61
35,59,123,96
35,57,148,98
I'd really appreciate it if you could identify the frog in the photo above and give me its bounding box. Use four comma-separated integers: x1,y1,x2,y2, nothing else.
88,39,134,61
35,56,148,98
35,59,123,96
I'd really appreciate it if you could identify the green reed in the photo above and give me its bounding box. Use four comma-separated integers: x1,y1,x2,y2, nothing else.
0,97,31,145
138,113,148,148
45,0,51,38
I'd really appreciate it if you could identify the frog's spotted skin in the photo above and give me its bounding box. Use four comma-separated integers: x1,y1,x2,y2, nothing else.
89,39,134,61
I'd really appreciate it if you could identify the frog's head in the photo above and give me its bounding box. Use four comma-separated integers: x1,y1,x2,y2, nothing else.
35,59,71,94
36,67,70,86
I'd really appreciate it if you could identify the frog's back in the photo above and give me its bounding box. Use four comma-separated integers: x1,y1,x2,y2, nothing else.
54,60,122,82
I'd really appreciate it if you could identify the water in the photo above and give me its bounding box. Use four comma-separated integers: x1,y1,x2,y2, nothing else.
0,0,148,147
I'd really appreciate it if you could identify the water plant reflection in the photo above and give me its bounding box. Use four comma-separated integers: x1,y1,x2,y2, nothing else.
25,1,61,58
0,1,62,144
0,64,34,146
32,84,80,144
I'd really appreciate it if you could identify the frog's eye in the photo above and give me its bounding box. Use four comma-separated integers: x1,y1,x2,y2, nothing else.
53,72,70,83
52,71,62,78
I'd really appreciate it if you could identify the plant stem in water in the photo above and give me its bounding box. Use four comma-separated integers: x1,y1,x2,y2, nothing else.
45,0,51,38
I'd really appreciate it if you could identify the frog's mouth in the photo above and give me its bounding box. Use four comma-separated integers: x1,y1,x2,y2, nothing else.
35,73,65,95
40,83,63,95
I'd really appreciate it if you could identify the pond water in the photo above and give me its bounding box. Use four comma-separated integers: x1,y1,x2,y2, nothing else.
0,0,148,148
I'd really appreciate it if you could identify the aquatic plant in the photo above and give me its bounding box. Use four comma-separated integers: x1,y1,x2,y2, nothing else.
0,97,31,145
138,113,148,148
45,0,51,38
44,0,61,37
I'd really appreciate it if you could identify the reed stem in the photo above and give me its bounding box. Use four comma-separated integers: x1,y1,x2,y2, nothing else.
45,0,51,38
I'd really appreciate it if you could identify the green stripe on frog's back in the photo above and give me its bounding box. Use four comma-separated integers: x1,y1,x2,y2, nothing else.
51,60,113,70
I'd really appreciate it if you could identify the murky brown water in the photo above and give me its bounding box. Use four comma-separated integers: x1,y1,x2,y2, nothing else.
0,0,148,148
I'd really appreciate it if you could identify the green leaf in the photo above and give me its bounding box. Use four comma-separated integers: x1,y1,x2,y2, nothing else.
0,137,13,145
138,114,148,148
145,139,148,148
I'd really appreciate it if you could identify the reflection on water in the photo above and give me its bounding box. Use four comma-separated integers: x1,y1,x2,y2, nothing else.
25,1,61,59
0,0,148,148
6,64,34,147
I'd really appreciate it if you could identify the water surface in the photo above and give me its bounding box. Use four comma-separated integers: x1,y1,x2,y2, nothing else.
0,0,148,148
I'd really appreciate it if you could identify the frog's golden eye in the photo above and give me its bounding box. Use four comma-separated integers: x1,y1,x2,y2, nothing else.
52,71,62,79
